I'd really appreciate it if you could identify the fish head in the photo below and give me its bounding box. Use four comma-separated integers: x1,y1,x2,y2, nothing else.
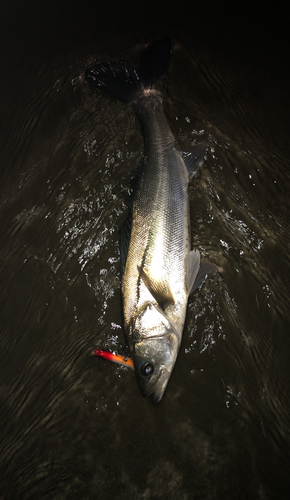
130,303,180,404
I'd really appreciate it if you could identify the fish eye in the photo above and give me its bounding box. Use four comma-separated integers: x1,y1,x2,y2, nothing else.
140,362,154,377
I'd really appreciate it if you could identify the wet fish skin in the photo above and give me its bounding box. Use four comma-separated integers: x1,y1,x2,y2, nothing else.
122,92,205,403
86,39,219,403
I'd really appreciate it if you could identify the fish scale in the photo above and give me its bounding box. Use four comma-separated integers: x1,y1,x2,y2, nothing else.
123,97,189,325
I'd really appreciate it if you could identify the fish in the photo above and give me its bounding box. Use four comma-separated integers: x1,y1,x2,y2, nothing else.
86,39,221,403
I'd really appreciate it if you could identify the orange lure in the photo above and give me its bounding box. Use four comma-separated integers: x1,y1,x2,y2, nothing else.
94,349,135,370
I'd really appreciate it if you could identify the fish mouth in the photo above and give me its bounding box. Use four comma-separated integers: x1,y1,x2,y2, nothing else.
142,366,171,404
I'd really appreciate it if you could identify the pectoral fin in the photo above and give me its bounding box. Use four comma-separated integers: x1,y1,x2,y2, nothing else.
138,265,175,310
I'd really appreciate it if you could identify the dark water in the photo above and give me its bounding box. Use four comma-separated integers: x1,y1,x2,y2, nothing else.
1,1,290,499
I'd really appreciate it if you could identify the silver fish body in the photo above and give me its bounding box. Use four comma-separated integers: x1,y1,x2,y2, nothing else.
85,39,219,403
121,92,206,403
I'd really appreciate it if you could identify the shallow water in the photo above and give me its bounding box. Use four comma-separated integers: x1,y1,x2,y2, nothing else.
1,2,290,499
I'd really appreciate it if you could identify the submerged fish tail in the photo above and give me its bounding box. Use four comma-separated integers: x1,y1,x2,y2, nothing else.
85,38,172,103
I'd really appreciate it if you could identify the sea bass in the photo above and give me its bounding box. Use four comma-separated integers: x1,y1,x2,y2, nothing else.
85,39,221,403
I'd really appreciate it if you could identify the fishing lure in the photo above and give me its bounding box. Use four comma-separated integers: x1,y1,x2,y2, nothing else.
94,349,134,370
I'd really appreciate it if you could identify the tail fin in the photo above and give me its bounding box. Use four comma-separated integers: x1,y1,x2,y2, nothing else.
85,38,172,103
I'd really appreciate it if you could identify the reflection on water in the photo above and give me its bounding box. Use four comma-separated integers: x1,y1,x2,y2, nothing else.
1,6,290,499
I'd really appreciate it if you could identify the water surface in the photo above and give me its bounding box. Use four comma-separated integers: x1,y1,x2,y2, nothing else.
1,2,290,499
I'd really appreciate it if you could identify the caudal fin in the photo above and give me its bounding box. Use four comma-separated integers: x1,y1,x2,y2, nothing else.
85,38,172,103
